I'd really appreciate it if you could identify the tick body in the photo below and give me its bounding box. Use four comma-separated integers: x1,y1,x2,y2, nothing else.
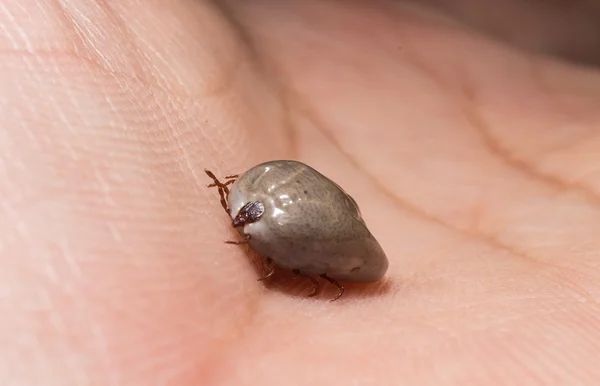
205,160,389,301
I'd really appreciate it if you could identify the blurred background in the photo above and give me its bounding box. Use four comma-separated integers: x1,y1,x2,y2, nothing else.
412,0,600,66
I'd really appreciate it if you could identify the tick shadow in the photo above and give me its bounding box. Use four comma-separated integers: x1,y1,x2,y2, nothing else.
235,243,396,302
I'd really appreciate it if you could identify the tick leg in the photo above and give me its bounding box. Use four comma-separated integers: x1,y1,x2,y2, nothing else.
205,169,237,189
217,186,230,214
205,169,238,214
320,273,345,302
257,257,275,282
293,269,320,297
204,169,223,186
208,179,236,189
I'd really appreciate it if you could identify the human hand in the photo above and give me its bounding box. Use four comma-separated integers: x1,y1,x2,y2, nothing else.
2,1,600,384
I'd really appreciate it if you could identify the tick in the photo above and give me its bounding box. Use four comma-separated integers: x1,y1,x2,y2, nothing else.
205,160,389,301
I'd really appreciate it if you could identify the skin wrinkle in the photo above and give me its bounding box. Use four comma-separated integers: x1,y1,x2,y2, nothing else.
0,2,33,51
106,1,250,101
1,49,153,95
53,0,148,80
534,128,600,164
384,10,600,175
156,102,205,196
41,27,231,212
244,9,600,285
454,67,600,279
213,0,301,158
86,1,247,103
2,7,262,383
523,58,600,167
283,86,600,305
460,67,600,203
177,5,250,99
56,0,112,65
394,21,574,172
108,4,291,165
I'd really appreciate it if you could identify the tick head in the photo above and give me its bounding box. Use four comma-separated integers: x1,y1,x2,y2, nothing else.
232,201,265,228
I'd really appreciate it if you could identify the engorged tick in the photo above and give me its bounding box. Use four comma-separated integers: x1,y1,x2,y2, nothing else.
205,160,389,301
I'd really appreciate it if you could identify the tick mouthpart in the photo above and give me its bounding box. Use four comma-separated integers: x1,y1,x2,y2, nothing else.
232,214,247,228
232,201,265,228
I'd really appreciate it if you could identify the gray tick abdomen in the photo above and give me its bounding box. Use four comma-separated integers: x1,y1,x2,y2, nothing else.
227,160,389,282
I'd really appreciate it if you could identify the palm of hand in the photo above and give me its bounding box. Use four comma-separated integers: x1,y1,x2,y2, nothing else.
3,1,600,384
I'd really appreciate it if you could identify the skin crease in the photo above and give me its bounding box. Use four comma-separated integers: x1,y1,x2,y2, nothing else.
1,0,600,384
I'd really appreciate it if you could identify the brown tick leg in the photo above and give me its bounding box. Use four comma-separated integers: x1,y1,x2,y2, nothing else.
205,169,238,214
320,273,344,302
204,169,223,186
205,169,237,188
293,269,320,297
207,179,235,189
220,187,232,214
257,257,275,282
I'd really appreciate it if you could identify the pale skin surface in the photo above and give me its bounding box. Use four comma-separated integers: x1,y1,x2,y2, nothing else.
2,0,600,384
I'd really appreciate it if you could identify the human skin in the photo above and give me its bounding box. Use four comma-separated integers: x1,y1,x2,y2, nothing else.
1,0,600,384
